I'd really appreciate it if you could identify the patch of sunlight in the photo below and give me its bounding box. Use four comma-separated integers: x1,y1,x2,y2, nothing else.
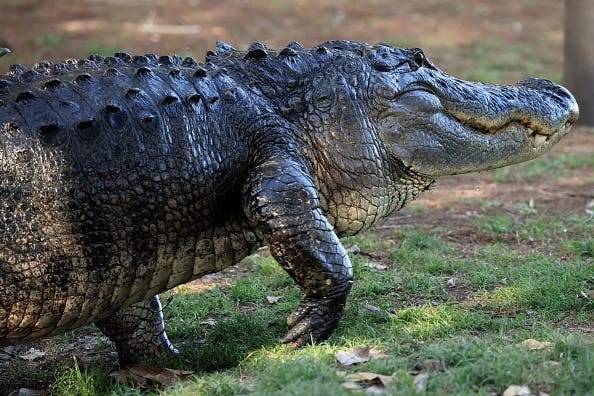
392,304,456,338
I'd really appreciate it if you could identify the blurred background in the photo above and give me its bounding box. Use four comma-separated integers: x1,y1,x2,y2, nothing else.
1,0,567,86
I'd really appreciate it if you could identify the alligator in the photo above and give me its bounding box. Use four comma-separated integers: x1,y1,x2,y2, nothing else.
0,40,578,365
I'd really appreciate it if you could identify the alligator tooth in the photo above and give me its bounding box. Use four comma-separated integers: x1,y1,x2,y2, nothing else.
526,127,534,135
533,134,547,147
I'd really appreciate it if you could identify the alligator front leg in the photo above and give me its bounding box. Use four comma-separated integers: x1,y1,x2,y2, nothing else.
243,156,353,346
95,295,178,366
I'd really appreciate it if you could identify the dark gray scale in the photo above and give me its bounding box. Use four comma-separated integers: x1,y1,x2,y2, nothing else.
8,88,69,145
32,60,54,75
103,56,125,68
38,74,105,148
114,52,133,63
244,42,268,60
0,98,31,147
20,70,41,83
49,62,73,76
0,77,13,93
216,41,237,55
7,64,29,80
143,54,158,64
182,57,197,68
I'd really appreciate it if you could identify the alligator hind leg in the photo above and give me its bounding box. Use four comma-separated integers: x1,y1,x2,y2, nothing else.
95,295,178,366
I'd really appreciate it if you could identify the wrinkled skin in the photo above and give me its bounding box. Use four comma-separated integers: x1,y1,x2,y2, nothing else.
0,41,578,365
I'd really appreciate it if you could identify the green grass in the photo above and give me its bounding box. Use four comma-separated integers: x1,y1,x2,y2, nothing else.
493,152,594,182
48,358,102,396
1,37,593,394
86,42,121,57
28,33,64,47
1,212,592,395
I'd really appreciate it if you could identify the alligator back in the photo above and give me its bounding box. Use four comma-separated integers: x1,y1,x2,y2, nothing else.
0,53,263,343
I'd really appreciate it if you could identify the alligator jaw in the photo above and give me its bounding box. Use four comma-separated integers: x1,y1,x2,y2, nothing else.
383,74,580,177
446,113,575,150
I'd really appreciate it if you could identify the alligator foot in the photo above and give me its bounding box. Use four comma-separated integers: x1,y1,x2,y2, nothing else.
95,295,178,366
281,294,347,347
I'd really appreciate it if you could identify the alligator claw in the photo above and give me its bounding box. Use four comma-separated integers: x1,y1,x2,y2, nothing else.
281,295,346,347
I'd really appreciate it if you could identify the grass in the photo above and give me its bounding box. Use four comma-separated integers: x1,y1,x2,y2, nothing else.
1,147,592,395
86,42,121,57
1,35,593,395
493,152,594,182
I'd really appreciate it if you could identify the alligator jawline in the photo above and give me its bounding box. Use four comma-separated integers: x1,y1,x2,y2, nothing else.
452,117,551,148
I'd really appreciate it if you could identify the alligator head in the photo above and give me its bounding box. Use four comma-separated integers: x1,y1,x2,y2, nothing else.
366,44,579,176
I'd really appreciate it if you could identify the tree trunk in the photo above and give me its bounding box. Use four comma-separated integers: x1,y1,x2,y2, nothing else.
564,0,594,125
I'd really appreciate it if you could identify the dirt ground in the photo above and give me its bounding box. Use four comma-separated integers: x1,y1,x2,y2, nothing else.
2,0,564,81
1,0,593,390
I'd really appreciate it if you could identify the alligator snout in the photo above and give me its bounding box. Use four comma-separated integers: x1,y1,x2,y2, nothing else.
386,69,580,176
516,78,580,132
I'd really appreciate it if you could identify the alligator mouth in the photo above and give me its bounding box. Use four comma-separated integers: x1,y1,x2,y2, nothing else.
398,80,575,150
449,114,573,149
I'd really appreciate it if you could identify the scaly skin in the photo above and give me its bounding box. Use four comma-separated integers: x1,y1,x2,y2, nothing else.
0,41,578,365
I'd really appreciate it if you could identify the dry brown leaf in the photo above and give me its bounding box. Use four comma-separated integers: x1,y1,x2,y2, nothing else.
346,244,361,254
257,246,271,257
113,366,194,388
413,359,446,372
336,345,390,367
516,339,553,350
413,373,429,392
364,303,382,313
19,348,45,361
369,349,390,361
111,369,148,387
342,381,362,389
366,261,389,271
200,318,217,326
502,384,532,396
14,388,46,396
336,345,370,366
342,371,395,392
266,295,283,304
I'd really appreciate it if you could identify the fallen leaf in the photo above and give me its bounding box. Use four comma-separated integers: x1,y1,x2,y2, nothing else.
413,359,446,373
342,381,362,389
336,345,371,366
503,384,532,396
412,373,428,393
366,385,387,395
15,388,46,396
200,318,217,326
516,339,552,350
257,246,271,257
113,366,193,388
19,348,45,361
266,295,283,304
369,349,390,361
365,261,388,271
343,371,395,392
336,345,390,367
346,244,361,254
364,303,382,313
